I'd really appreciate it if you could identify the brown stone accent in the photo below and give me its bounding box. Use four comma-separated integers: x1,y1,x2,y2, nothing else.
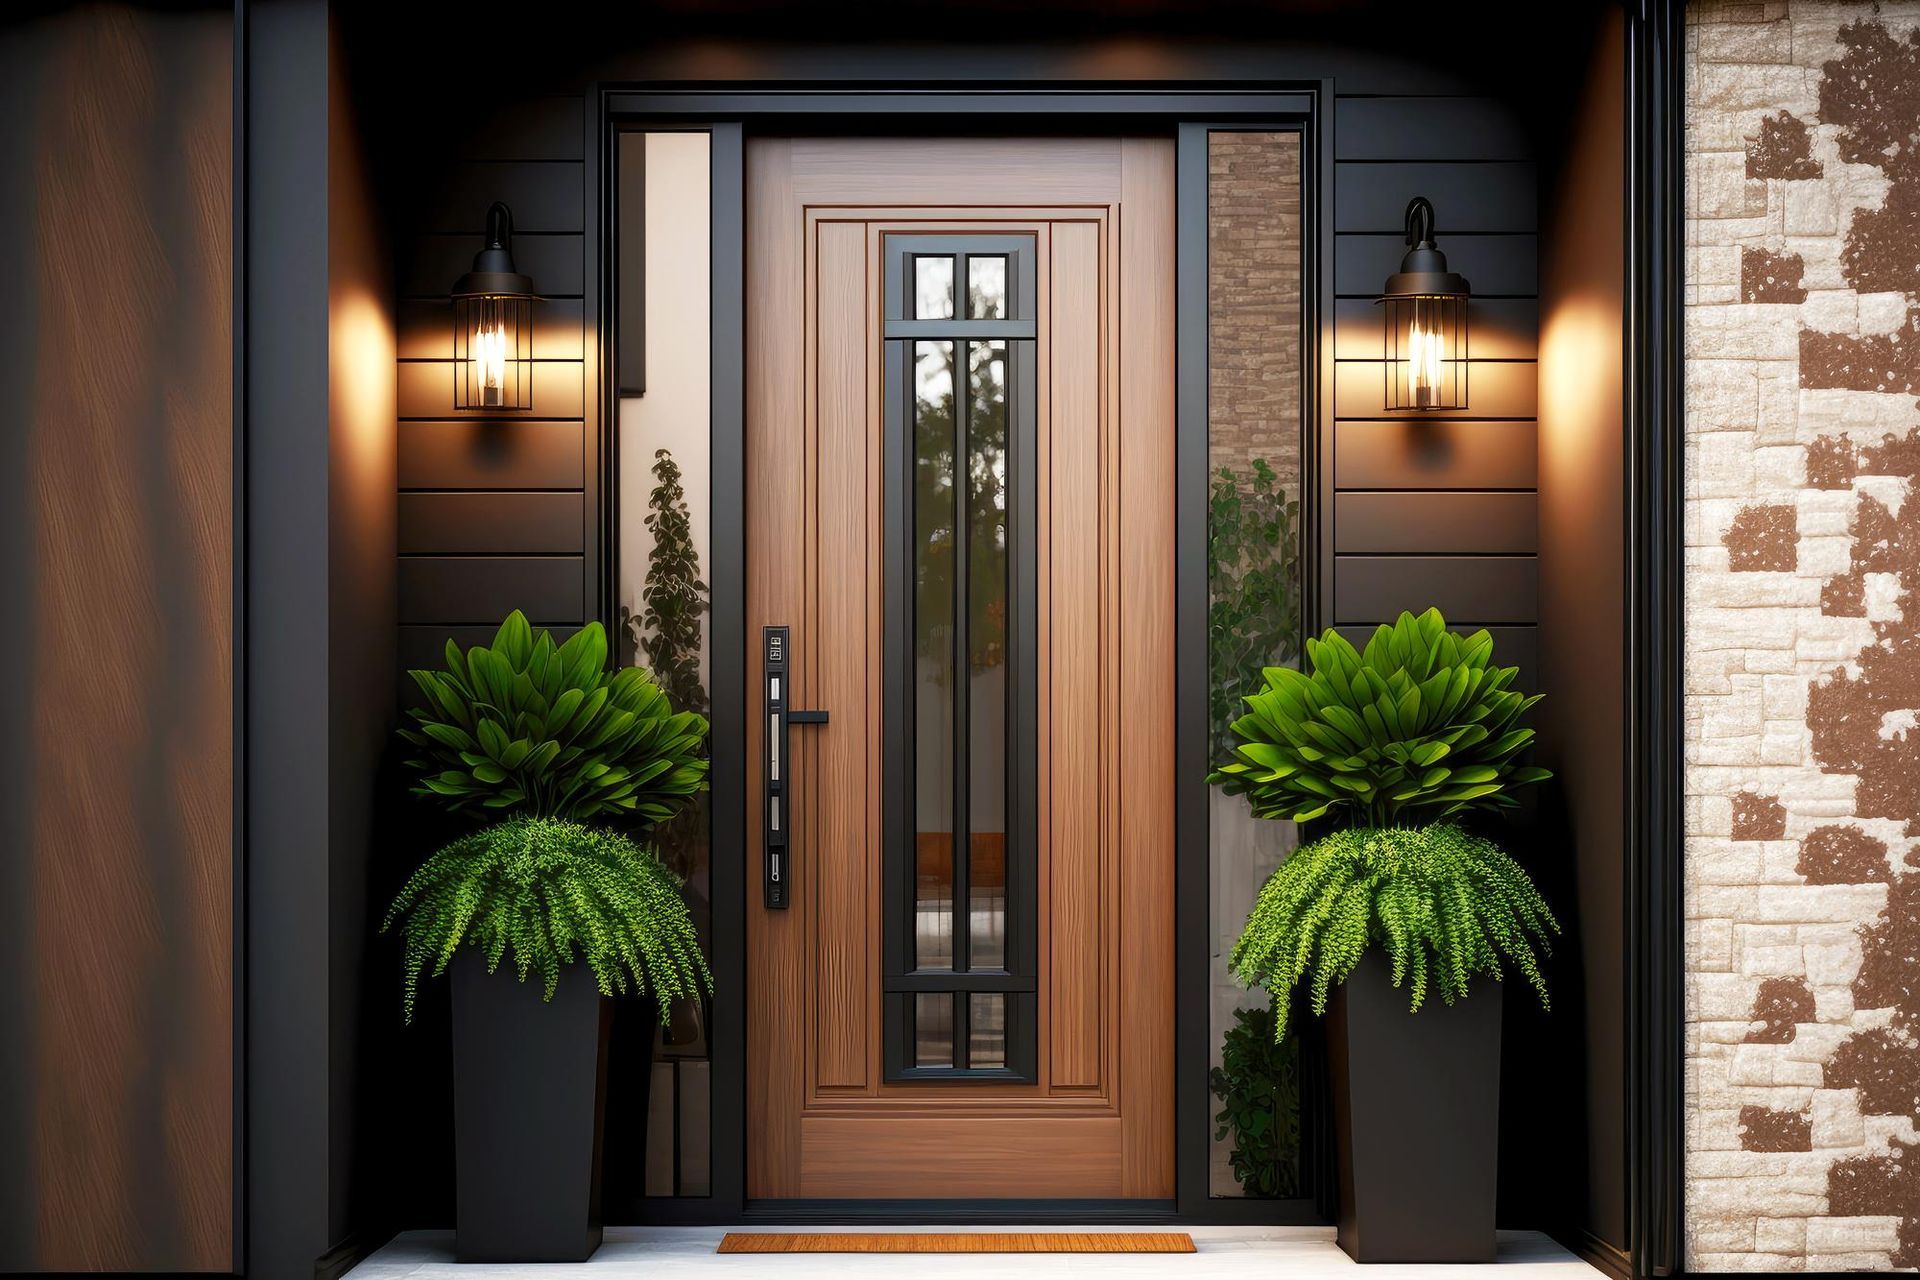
1732,791,1788,840
1746,976,1815,1043
1738,1105,1812,1152
1806,433,1858,489
1800,318,1920,395
1826,1027,1920,1116
1723,503,1798,571
1860,427,1920,479
1740,246,1809,303
1207,132,1301,498
1746,110,1823,179
1822,568,1866,617
1853,877,1920,1028
1797,824,1891,884
1821,21,1920,297
1829,1148,1913,1218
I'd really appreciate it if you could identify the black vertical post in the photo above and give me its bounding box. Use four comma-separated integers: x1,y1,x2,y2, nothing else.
707,120,746,1218
1173,121,1212,1219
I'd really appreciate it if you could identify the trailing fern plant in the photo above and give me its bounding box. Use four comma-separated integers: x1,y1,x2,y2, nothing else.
385,816,711,1023
1209,607,1550,826
1209,1003,1301,1197
388,611,713,1020
1230,824,1556,1038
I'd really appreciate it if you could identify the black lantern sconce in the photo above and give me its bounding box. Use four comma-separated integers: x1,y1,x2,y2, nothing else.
451,202,537,412
1378,196,1469,412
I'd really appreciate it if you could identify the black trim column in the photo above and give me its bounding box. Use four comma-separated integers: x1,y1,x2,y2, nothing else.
1624,2,1685,1275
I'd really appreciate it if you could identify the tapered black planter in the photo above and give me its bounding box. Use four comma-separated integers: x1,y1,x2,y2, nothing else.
451,950,613,1262
1326,953,1503,1263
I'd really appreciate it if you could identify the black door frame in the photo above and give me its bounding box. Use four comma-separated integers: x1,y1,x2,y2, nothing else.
597,84,1325,1228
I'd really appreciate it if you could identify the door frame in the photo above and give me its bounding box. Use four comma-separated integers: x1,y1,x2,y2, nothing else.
596,81,1325,1227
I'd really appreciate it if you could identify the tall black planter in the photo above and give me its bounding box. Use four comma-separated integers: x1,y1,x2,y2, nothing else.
1326,953,1503,1263
451,950,614,1262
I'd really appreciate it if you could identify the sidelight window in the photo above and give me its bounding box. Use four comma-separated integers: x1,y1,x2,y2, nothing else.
882,235,1038,1080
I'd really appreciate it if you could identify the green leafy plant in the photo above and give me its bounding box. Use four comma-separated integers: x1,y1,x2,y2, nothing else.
1232,824,1556,1039
623,448,713,882
400,612,708,824
383,816,711,1023
1209,608,1550,826
631,448,710,718
1209,1003,1301,1197
1209,459,1302,764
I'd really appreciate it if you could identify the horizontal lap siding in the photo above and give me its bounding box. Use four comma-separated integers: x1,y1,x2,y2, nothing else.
393,97,589,679
1329,93,1536,668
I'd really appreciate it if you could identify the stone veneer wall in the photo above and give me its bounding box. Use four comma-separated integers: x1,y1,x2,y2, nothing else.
1686,1,1920,1269
1207,131,1302,496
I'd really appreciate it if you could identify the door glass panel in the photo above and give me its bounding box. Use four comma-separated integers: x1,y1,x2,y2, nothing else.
915,255,955,320
967,255,1008,319
913,339,957,971
914,993,955,1068
887,234,1037,1081
967,339,1009,971
1207,129,1305,1200
967,994,1006,1069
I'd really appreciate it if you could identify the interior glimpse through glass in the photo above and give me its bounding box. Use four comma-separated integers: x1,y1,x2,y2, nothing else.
966,339,1010,971
915,255,956,320
913,339,958,972
914,993,955,1068
615,128,713,1197
967,255,1008,319
1207,129,1305,1200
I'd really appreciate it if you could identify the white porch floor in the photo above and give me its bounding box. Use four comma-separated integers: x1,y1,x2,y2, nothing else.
347,1227,1604,1279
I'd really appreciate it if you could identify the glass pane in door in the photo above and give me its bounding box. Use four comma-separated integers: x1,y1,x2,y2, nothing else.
967,339,1009,971
913,339,957,971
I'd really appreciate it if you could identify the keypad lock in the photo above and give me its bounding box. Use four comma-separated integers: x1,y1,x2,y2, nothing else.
764,625,828,909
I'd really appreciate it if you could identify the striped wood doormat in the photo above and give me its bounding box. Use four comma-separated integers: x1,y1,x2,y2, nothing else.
718,1232,1196,1254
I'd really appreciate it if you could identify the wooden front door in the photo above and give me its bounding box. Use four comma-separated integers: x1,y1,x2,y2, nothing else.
745,137,1175,1200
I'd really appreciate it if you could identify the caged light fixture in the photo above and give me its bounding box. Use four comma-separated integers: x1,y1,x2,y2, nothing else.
451,202,537,412
1378,196,1470,412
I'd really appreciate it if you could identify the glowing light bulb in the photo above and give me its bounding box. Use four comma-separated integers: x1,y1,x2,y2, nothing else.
476,304,507,407
1407,300,1446,410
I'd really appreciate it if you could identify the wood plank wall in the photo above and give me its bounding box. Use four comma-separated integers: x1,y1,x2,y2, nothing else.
1329,93,1539,678
393,95,593,673
0,6,233,1270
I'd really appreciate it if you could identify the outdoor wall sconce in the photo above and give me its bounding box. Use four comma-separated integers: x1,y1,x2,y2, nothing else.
1379,196,1469,411
451,202,537,411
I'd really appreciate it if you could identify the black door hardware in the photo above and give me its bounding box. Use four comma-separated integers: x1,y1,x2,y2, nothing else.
764,625,828,909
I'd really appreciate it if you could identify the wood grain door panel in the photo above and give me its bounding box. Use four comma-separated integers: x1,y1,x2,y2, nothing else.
746,137,1174,1200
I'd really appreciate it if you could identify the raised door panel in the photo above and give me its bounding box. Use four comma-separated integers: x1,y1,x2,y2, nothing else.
1046,219,1104,1092
813,219,873,1092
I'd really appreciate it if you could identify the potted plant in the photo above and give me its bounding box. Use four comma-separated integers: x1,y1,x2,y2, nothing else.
384,611,712,1262
1211,607,1556,1263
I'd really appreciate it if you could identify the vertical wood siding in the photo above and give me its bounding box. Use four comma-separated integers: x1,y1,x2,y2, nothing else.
0,7,233,1270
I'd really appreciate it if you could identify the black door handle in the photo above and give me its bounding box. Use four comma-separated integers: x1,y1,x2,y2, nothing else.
764,625,828,909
